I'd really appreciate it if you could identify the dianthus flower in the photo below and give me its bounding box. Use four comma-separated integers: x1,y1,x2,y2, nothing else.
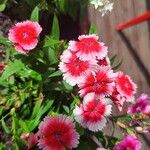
113,135,141,150
69,34,108,61
38,115,79,150
8,20,42,53
115,72,137,100
128,94,150,115
59,50,97,86
78,66,116,98
73,93,112,132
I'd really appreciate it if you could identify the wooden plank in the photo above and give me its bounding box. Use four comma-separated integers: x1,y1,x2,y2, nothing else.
89,0,150,96
89,1,150,149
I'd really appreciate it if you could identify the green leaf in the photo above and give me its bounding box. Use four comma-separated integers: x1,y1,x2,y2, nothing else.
44,47,58,65
89,25,97,34
0,0,7,5
110,55,117,66
0,60,24,82
19,120,29,132
1,117,11,134
49,70,62,78
0,38,12,46
0,3,6,12
51,15,60,39
30,6,39,22
44,36,60,48
112,59,123,70
62,105,69,113
31,100,42,118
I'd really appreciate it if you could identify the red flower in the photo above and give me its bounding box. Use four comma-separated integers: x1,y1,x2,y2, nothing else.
0,64,5,73
111,88,126,111
73,93,112,132
78,66,116,98
116,72,137,100
59,50,97,86
97,57,110,66
8,20,42,53
28,133,38,149
69,34,108,61
38,115,79,150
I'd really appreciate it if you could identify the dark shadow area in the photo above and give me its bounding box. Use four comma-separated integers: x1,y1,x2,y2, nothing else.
146,0,150,39
140,134,150,148
117,31,150,87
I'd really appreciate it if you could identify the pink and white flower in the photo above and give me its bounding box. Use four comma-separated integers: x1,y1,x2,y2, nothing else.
73,93,112,132
78,66,116,98
113,135,141,150
59,50,97,86
69,34,108,61
38,115,79,150
116,72,137,100
128,94,150,115
8,20,42,53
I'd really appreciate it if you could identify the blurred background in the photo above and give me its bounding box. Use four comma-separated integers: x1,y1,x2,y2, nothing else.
89,0,150,96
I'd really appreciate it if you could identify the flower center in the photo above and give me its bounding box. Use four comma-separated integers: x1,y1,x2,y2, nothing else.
22,32,29,39
53,131,62,139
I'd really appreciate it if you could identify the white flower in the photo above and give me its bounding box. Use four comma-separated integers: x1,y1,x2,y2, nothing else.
90,0,115,16
90,0,103,9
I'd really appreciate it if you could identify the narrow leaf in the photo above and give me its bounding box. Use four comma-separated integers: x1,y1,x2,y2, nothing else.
1,117,11,134
51,15,60,39
0,60,24,82
31,6,39,22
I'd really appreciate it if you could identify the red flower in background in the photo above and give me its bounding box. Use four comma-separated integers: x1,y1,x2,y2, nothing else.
8,20,42,53
116,72,137,100
97,57,110,66
69,34,108,61
78,66,116,98
73,93,112,132
111,88,126,111
38,115,79,150
59,50,97,86
0,64,5,73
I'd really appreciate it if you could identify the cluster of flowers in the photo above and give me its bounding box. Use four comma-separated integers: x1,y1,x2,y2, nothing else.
90,0,115,16
59,34,137,132
8,21,149,150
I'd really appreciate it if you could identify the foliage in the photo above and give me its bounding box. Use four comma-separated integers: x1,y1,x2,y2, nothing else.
0,1,149,150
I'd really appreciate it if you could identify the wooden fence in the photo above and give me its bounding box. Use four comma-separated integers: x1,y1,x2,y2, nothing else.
89,0,150,96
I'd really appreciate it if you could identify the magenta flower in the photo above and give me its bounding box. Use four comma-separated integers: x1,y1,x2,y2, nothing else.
128,94,150,115
69,34,108,61
113,135,141,150
8,20,42,53
78,66,116,98
38,115,79,150
59,50,97,86
73,93,112,132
